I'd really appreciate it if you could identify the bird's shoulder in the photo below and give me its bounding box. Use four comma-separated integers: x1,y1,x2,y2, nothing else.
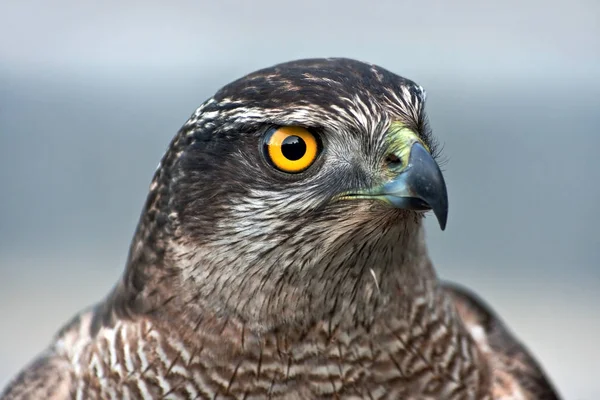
443,282,561,400
1,304,183,399
0,351,73,400
0,308,96,400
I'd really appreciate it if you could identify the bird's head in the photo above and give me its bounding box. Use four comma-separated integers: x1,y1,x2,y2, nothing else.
127,58,448,331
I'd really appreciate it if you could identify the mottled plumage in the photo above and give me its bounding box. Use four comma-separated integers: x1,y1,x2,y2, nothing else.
2,58,560,399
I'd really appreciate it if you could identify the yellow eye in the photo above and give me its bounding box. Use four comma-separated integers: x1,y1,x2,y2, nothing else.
264,126,319,173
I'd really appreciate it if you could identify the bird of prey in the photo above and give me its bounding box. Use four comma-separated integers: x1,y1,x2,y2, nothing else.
1,58,560,399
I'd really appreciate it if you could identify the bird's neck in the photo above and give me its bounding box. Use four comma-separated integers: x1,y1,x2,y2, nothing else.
92,219,488,394
112,218,447,338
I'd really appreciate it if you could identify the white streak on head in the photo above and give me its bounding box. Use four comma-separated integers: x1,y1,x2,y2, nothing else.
369,268,380,293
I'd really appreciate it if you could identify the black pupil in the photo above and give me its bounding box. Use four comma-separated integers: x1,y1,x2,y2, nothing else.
281,135,307,161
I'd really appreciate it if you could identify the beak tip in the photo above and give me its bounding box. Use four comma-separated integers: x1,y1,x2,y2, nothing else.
434,206,448,231
438,217,447,231
437,194,449,231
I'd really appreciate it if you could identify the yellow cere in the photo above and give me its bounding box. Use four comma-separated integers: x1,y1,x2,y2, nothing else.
266,126,318,173
386,122,430,173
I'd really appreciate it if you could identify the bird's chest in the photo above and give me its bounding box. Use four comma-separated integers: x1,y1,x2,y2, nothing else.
75,318,488,399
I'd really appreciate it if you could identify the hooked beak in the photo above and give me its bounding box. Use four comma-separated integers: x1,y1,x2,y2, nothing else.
340,124,449,230
381,142,448,230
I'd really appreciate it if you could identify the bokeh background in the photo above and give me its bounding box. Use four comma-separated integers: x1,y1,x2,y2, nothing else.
1,0,599,397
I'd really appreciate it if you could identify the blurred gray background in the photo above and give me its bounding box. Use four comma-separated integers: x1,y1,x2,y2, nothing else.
1,0,599,397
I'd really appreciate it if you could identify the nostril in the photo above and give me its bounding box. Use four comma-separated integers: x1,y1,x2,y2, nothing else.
386,153,402,168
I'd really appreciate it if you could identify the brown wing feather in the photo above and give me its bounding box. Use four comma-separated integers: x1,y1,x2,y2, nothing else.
0,311,96,400
0,352,73,400
444,282,562,400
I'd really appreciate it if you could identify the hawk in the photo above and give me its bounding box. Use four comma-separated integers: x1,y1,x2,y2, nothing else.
1,58,560,399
